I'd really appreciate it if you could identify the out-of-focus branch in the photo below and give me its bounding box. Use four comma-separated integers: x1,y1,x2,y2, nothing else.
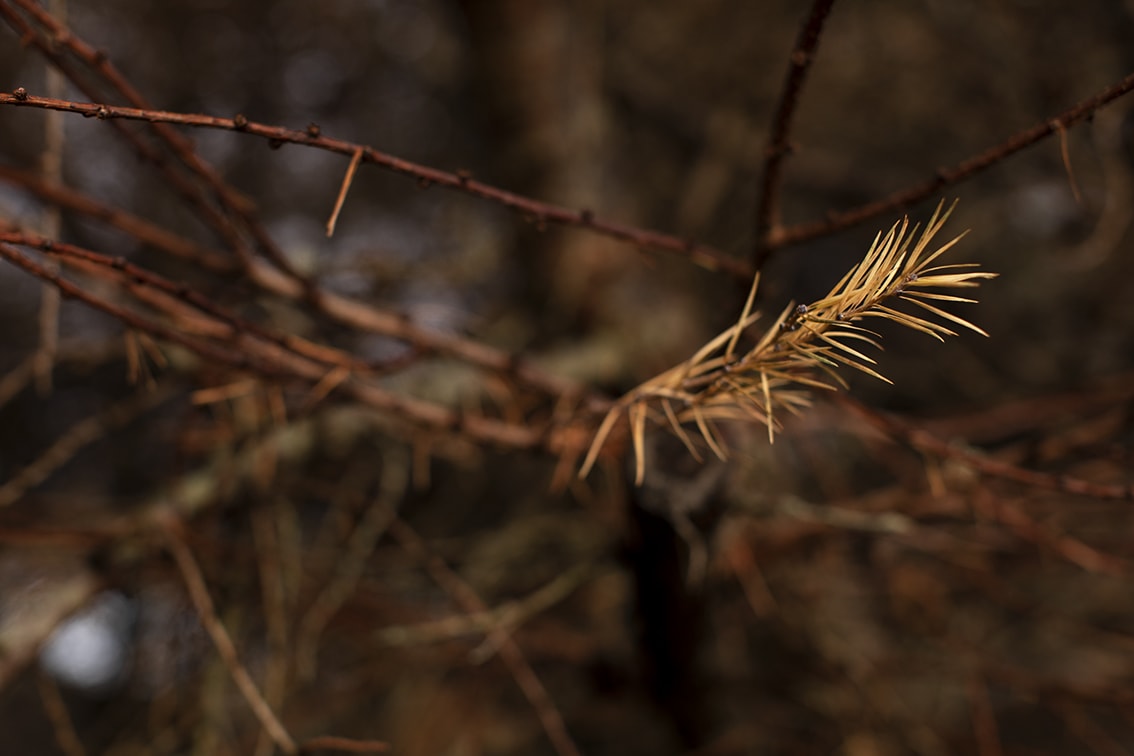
295,449,407,681
0,174,598,405
0,241,586,454
0,563,101,691
31,0,66,395
159,514,298,754
0,384,177,508
388,518,582,756
837,394,1134,501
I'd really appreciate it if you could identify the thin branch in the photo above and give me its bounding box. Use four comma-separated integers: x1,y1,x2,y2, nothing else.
0,166,233,269
0,384,177,508
295,449,407,681
389,518,582,756
326,148,364,238
375,561,598,648
32,0,66,395
753,0,837,269
36,670,87,756
297,735,389,754
966,674,1004,756
0,90,752,280
0,241,562,452
159,514,298,755
772,69,1134,249
836,394,1134,501
0,4,255,269
0,179,593,403
0,353,38,411
2,0,312,286
975,495,1127,575
250,503,292,756
0,228,384,377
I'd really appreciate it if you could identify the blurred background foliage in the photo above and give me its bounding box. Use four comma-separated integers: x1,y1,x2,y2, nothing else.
2,1,1134,754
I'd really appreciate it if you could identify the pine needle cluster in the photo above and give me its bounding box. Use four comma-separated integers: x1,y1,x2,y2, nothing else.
580,201,998,483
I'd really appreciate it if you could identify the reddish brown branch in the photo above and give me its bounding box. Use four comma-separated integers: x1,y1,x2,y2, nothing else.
0,3,256,269
388,518,582,756
326,148,364,238
0,241,289,379
0,175,593,404
159,514,299,754
1,0,312,286
0,242,562,452
298,736,390,754
837,394,1134,501
0,228,398,377
0,91,752,280
773,69,1134,249
0,165,233,270
753,0,837,269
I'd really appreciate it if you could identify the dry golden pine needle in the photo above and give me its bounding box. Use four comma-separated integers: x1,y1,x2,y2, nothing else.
580,200,997,483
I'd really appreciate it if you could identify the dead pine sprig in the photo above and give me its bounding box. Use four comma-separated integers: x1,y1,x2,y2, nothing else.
580,200,997,484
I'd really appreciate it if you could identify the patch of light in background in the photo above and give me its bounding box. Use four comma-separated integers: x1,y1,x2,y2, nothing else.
40,591,135,693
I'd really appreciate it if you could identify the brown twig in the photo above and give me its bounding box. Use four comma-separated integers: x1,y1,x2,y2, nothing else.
251,503,292,756
0,3,257,269
2,0,313,286
0,241,561,452
753,0,837,269
836,394,1134,501
375,562,598,650
295,449,407,681
0,166,234,269
32,0,66,395
0,228,382,376
159,513,299,754
0,353,39,411
0,178,592,403
326,148,364,238
966,674,1004,756
36,670,87,756
298,735,390,754
0,91,751,279
772,69,1134,249
977,495,1127,575
388,518,582,756
0,384,177,508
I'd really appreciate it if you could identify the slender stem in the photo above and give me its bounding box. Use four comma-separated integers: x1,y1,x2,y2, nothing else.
773,69,1134,249
753,0,837,270
0,91,752,281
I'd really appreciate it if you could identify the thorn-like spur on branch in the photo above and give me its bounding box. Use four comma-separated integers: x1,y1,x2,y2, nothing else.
0,91,752,281
581,200,997,484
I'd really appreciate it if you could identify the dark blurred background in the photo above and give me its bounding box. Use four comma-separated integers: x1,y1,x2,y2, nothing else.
2,1,1134,754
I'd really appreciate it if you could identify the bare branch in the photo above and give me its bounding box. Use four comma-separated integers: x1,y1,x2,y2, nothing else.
772,70,1134,249
160,514,299,754
0,91,752,280
753,0,837,269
